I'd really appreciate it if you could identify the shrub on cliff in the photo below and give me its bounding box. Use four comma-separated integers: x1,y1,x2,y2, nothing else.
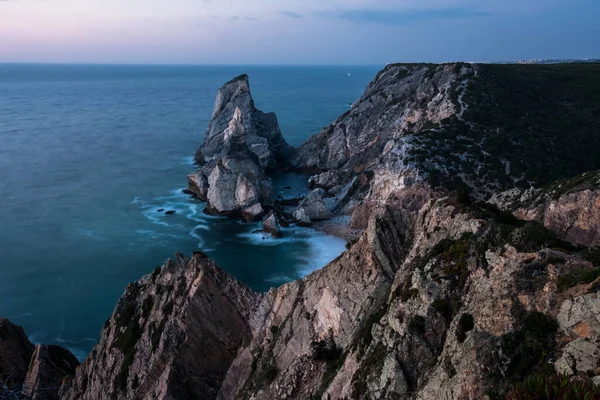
501,374,600,400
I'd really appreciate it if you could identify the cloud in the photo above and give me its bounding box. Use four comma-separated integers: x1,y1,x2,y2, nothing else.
323,7,491,26
280,11,303,19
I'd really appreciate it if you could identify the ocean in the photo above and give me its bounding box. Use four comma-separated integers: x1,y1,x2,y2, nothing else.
0,64,381,359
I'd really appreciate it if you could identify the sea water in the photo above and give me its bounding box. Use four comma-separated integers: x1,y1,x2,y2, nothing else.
0,64,380,358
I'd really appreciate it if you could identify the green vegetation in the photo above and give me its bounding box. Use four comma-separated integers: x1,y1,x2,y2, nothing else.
406,63,600,195
456,313,474,343
494,312,558,380
112,317,142,390
492,373,600,400
557,267,600,291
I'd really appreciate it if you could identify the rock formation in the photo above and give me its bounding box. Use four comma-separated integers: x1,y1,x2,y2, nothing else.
188,108,274,221
58,185,600,399
60,253,261,400
262,211,282,237
196,74,292,171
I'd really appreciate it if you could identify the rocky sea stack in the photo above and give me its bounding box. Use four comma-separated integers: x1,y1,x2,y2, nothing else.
187,74,292,221
3,62,600,399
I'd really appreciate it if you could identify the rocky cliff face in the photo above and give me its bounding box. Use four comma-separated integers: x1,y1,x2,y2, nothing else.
196,74,292,171
60,253,261,400
490,170,600,247
23,345,80,400
60,186,600,399
295,63,600,203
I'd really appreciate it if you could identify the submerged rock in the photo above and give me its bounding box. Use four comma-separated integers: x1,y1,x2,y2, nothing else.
262,211,282,238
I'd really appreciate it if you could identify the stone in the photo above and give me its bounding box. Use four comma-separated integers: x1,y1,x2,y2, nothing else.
242,203,265,222
294,188,331,221
555,338,600,376
292,208,311,226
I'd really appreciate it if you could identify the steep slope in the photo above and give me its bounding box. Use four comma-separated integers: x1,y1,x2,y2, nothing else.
60,253,261,400
295,63,600,201
61,187,600,399
490,170,600,247
0,318,79,399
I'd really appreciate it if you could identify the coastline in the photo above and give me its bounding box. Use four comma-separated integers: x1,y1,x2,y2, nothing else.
311,215,363,241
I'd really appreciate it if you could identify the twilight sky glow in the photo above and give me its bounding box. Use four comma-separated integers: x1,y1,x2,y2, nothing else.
0,0,598,64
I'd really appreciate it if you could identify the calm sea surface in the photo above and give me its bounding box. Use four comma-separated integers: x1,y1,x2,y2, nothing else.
0,64,380,358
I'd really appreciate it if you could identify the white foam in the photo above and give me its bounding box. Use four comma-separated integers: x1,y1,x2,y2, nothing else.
180,155,196,166
296,233,346,277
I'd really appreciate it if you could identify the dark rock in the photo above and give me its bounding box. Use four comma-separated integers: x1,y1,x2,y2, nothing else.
156,208,164,212
262,211,282,238
0,317,35,384
165,210,176,215
23,344,79,400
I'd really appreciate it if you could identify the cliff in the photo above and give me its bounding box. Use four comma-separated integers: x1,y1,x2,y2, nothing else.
295,63,600,203
490,170,600,247
58,187,600,399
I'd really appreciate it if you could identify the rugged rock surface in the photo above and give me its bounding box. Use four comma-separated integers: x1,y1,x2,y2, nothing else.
23,345,80,400
490,170,600,247
62,185,600,399
60,253,261,400
294,63,600,203
196,74,292,171
0,317,35,383
188,108,274,221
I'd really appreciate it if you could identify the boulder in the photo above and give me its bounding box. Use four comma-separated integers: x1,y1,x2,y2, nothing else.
292,208,312,226
308,170,351,191
262,211,282,238
22,345,80,400
294,188,331,221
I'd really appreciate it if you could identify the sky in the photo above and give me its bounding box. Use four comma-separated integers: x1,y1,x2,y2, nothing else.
0,0,598,64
